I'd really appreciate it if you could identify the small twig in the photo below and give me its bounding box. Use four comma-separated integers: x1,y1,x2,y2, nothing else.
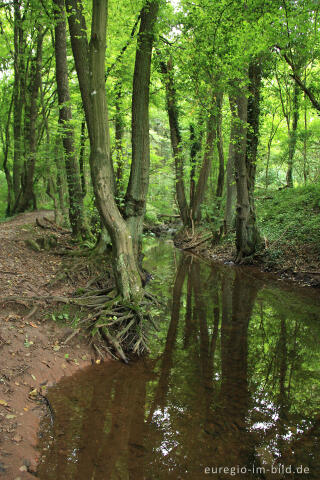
24,305,39,321
183,234,213,250
63,328,80,344
0,271,21,275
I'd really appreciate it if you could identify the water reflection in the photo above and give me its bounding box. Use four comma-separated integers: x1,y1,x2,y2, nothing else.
37,244,320,479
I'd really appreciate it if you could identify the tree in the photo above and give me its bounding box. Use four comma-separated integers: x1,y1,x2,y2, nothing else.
160,56,220,228
65,0,159,301
53,0,88,239
231,61,262,263
14,24,44,212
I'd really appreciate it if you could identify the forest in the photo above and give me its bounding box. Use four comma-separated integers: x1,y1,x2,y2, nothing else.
0,0,320,478
1,0,320,281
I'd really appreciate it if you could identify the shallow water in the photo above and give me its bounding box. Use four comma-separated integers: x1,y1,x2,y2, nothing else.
37,240,320,479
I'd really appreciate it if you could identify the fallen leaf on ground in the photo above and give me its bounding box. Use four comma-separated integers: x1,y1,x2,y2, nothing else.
0,400,8,406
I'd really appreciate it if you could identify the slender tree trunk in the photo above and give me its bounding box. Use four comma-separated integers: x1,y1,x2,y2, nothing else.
124,0,159,257
54,138,68,223
15,27,44,212
224,98,237,234
114,80,125,198
161,57,190,226
54,0,87,239
192,96,217,222
79,119,87,198
265,111,280,189
215,92,225,202
1,94,14,216
46,177,62,225
189,124,199,209
245,61,261,231
265,140,271,189
286,82,299,188
66,0,143,301
303,87,308,185
13,0,25,203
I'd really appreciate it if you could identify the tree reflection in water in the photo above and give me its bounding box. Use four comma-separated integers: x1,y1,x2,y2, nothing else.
37,245,320,480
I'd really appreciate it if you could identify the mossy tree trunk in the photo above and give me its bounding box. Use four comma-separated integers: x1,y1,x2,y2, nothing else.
224,97,237,234
124,0,160,258
189,124,200,208
13,0,25,205
233,62,261,263
66,0,159,302
53,0,88,239
114,80,125,199
215,92,225,203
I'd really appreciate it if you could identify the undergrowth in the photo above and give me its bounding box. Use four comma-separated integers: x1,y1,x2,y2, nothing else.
256,185,320,250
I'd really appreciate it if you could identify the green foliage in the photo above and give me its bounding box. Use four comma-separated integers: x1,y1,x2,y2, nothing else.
256,185,320,249
50,307,81,328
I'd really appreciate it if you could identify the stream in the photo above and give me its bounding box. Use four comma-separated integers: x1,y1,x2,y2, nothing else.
37,239,320,479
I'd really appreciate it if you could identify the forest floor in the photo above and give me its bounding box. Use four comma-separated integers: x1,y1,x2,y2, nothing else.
0,211,108,480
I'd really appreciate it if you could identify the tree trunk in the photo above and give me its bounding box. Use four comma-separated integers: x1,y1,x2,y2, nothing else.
1,94,14,216
215,92,225,202
189,124,200,208
54,138,68,223
232,103,254,260
15,26,44,212
54,0,87,239
232,93,250,261
192,96,217,222
286,82,299,188
79,119,87,198
233,62,261,262
161,57,190,226
114,80,125,198
224,98,237,234
66,0,143,301
13,0,25,203
124,0,159,257
303,87,308,185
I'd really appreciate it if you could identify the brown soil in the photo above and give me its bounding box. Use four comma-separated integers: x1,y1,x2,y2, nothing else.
0,211,107,480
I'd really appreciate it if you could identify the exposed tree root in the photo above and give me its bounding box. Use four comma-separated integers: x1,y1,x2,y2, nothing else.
82,290,157,363
0,286,159,363
174,227,213,250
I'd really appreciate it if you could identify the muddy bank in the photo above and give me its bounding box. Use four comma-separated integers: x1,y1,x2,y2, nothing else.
171,227,320,288
0,211,108,479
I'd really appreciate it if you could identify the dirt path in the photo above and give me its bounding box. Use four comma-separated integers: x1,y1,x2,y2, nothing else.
0,211,96,479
